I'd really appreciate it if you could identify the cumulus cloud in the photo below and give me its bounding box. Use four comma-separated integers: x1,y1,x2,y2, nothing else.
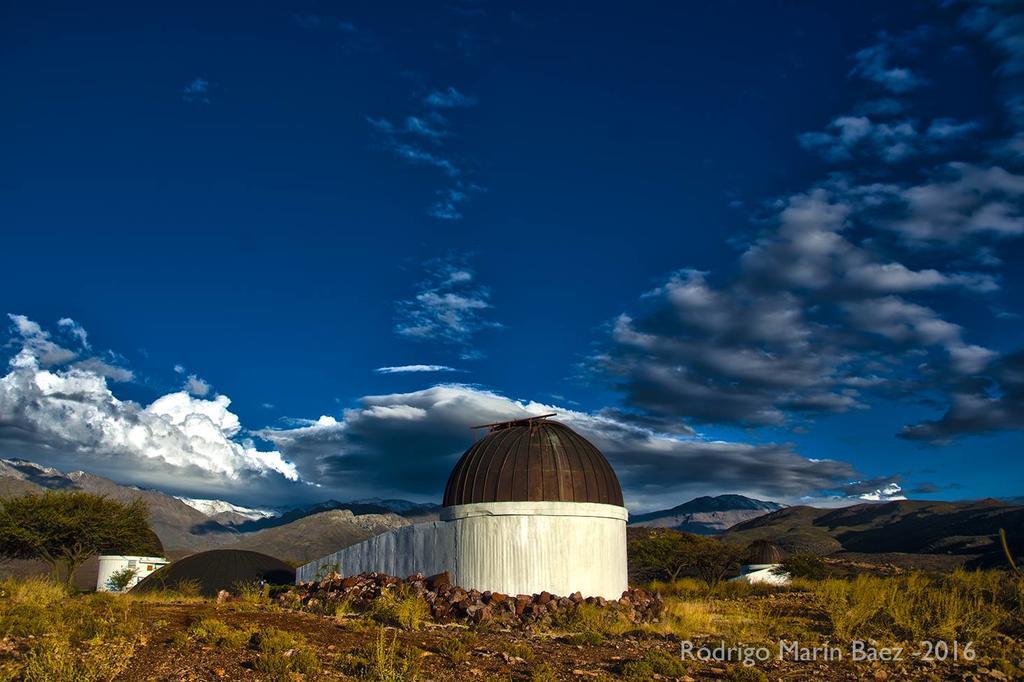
596,185,999,427
6,314,78,366
183,374,211,397
0,319,895,509
799,477,906,506
880,163,1024,244
799,115,978,163
375,365,461,374
259,384,866,510
0,317,299,503
395,256,499,347
595,8,1024,435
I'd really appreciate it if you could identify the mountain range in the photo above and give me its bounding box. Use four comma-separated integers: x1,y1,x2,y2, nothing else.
721,499,1024,567
629,494,786,535
7,457,1017,572
0,458,410,563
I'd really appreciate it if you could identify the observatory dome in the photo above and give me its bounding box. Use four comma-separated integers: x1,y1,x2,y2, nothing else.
443,416,624,507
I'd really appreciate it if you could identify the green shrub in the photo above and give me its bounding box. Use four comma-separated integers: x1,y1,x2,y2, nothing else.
631,530,744,585
249,626,300,653
21,635,135,682
556,602,631,642
369,587,429,631
344,628,419,681
233,580,269,603
726,665,769,682
105,566,138,593
173,578,202,597
811,570,1008,643
529,661,558,682
775,554,827,580
249,627,320,680
498,640,534,660
435,633,475,663
187,618,250,648
621,649,688,679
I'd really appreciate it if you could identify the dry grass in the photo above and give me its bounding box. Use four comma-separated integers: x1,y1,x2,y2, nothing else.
20,636,135,682
806,569,1016,643
343,627,420,681
642,570,1021,648
641,597,714,638
369,587,430,631
649,577,784,599
0,577,141,681
186,617,252,648
621,649,689,680
249,626,321,680
234,579,270,603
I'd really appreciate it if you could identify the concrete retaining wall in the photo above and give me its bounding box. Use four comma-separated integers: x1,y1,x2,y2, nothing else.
296,501,628,599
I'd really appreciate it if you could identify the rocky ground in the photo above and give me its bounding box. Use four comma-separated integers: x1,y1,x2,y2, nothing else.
2,569,1021,681
106,595,1017,681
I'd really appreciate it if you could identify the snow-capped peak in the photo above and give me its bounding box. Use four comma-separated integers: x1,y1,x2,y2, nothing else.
175,496,277,520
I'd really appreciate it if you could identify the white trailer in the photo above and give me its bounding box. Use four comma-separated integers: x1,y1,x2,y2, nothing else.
96,555,169,592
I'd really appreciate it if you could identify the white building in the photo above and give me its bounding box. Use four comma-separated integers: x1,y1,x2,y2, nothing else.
96,555,169,592
298,416,629,600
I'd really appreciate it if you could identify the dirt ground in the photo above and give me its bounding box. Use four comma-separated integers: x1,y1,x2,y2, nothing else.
113,596,1013,681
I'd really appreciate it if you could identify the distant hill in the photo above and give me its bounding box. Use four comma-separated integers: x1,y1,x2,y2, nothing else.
722,499,1024,566
0,459,410,567
231,509,412,563
225,498,441,533
0,458,239,551
629,494,785,535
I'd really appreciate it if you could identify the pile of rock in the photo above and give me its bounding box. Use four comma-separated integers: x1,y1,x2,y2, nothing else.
281,571,662,628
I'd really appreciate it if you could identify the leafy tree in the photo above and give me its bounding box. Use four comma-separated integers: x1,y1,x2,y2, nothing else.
107,566,139,592
630,530,745,585
773,553,828,580
0,491,157,583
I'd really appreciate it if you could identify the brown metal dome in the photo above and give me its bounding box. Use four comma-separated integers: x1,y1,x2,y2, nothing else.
745,540,786,565
443,416,624,507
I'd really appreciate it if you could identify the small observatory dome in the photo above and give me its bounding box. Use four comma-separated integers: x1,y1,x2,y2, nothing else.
443,415,624,507
745,540,786,565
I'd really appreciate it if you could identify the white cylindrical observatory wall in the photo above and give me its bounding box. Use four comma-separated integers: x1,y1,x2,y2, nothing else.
296,501,629,600
444,501,628,600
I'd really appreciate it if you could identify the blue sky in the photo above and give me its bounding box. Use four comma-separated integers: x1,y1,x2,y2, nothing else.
1,1,1023,510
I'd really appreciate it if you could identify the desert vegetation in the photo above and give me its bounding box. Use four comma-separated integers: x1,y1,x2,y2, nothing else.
0,492,157,584
0,514,1021,681
0,564,1020,680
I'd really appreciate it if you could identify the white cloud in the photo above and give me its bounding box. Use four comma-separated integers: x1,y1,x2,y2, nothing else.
395,256,499,346
71,357,134,383
885,163,1024,243
375,365,461,374
259,384,863,510
857,482,906,502
58,318,90,350
0,317,298,501
6,314,77,366
184,374,211,397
